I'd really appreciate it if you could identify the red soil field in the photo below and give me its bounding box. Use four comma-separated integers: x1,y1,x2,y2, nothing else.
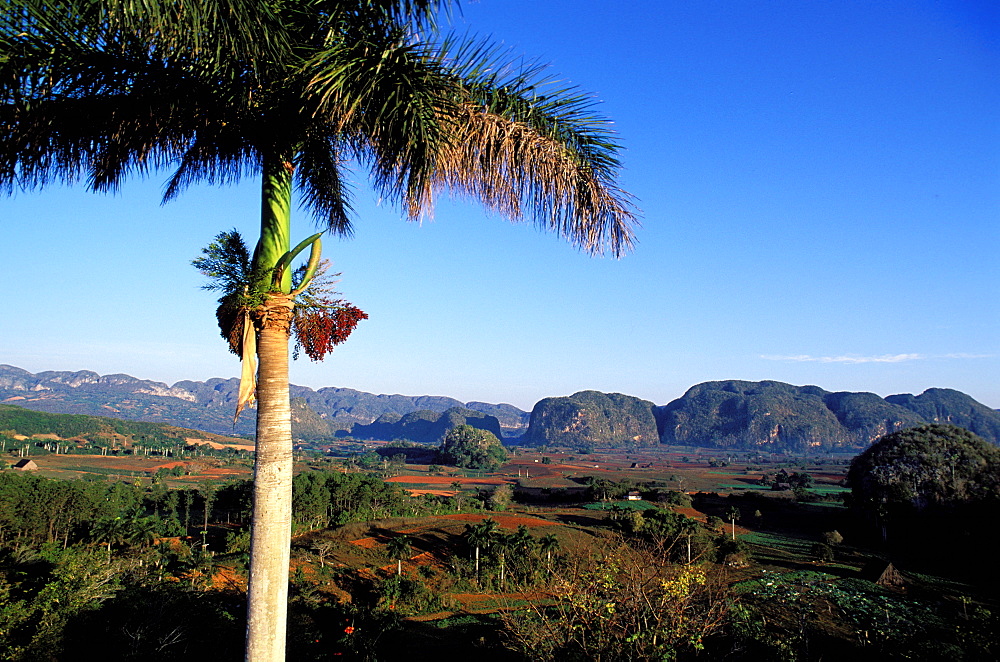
673,506,752,535
674,506,706,522
152,461,188,471
438,513,560,529
186,438,255,452
385,475,509,486
202,467,249,476
37,454,169,473
810,471,848,483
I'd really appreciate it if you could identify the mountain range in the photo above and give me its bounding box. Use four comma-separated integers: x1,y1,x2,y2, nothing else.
0,365,528,440
655,380,1000,452
2,365,997,452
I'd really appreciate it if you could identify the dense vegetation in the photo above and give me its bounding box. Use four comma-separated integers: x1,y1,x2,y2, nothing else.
0,465,496,659
657,381,1000,451
847,424,1000,577
349,407,503,444
436,425,508,471
0,404,241,455
0,426,997,660
525,390,660,451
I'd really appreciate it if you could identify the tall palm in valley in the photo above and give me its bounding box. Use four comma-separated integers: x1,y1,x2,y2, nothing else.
385,534,412,576
539,533,560,571
1,1,637,659
678,516,699,565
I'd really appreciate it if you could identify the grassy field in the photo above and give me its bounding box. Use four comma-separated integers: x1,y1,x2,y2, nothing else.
5,451,252,484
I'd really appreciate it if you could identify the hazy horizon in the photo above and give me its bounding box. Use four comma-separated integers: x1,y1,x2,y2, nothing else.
4,362,997,413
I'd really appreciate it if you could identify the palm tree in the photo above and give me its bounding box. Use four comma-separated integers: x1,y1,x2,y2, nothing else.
450,480,465,509
677,516,699,565
124,514,161,551
725,506,741,541
463,517,499,579
505,524,535,587
1,2,636,659
198,481,217,551
90,516,128,564
495,530,514,589
538,533,560,572
385,534,412,577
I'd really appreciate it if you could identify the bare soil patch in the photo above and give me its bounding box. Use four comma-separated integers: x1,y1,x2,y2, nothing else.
186,438,255,452
386,475,509,486
438,513,561,529
406,489,455,497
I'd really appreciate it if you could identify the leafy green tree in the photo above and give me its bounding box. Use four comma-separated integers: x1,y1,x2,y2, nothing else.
488,484,514,511
89,516,129,564
1,2,635,658
849,424,1000,513
714,536,749,567
437,425,508,472
292,472,333,531
822,530,844,546
788,471,813,488
0,547,127,659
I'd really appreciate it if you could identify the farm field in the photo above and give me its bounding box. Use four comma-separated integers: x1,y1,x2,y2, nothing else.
244,447,979,658
2,437,994,660
284,445,999,659
6,451,252,484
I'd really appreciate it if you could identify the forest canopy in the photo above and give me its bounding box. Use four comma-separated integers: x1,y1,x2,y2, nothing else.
436,425,507,471
847,424,1000,577
847,423,1000,514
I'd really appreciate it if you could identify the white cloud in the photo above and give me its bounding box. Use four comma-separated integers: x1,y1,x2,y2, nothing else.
760,353,924,364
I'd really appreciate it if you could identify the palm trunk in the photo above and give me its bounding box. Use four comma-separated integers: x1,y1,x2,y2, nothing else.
245,157,294,662
245,304,294,661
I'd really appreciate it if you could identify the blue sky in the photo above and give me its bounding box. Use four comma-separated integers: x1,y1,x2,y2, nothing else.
2,0,997,411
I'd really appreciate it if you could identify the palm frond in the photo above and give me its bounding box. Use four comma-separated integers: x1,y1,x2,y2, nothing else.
355,32,639,256
192,229,253,294
2,0,638,256
192,229,257,357
295,132,355,236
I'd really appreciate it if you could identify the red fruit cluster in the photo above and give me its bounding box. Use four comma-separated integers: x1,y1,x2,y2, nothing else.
292,301,368,361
